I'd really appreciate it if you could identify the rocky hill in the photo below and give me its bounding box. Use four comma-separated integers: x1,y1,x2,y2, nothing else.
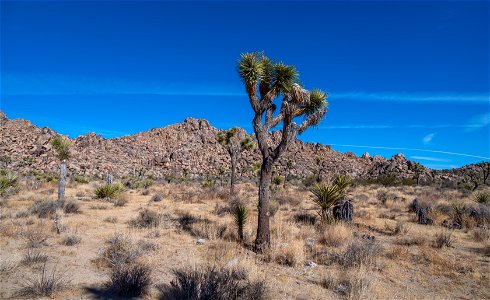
0,111,482,185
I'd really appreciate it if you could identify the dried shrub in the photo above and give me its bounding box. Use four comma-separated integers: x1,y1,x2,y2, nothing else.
433,231,454,248
273,240,304,267
472,228,490,242
60,235,81,246
108,262,152,297
395,236,427,247
474,191,490,205
24,227,49,248
104,216,118,223
100,234,141,268
151,193,163,202
63,200,80,214
385,221,409,236
318,223,352,247
30,200,57,218
21,249,48,266
141,189,150,196
293,212,316,226
129,209,160,228
269,200,279,218
337,240,383,269
113,195,129,207
17,264,67,298
158,266,268,300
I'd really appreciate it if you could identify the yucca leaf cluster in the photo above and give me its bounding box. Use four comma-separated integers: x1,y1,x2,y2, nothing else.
50,136,71,161
311,175,352,221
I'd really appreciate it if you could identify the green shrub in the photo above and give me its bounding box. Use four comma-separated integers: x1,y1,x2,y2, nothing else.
74,175,90,184
123,178,153,189
474,192,490,205
95,183,124,199
63,200,80,214
0,170,18,196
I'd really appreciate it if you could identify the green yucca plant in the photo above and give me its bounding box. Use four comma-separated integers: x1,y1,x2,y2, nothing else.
474,191,490,205
311,175,351,222
234,204,249,243
50,136,70,161
95,183,124,199
0,171,18,196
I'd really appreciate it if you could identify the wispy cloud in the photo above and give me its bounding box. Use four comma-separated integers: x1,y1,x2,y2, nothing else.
334,91,490,103
410,156,450,162
422,133,437,145
328,143,490,160
318,124,488,129
465,113,490,132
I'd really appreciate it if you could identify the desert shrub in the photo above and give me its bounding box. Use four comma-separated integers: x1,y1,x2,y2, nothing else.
104,216,118,223
0,257,16,274
474,191,490,205
108,262,152,297
274,240,304,267
385,221,409,236
467,203,490,227
472,228,490,242
60,235,81,246
15,210,30,219
177,213,199,231
202,180,214,188
74,175,90,184
151,193,163,202
21,249,48,266
0,170,18,196
337,240,383,269
63,200,80,214
376,191,396,205
433,231,454,248
101,234,141,267
293,212,316,226
95,183,124,199
269,200,280,217
30,200,57,218
322,268,375,300
24,227,49,248
158,266,268,300
130,209,160,228
311,175,351,222
234,204,248,243
302,175,317,188
189,219,227,240
17,264,67,298
137,239,159,252
141,189,150,196
395,236,427,247
318,223,352,247
113,195,128,207
272,175,282,186
123,178,153,189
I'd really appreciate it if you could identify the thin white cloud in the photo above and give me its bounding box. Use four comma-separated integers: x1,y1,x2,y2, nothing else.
422,133,437,145
410,156,450,162
328,143,490,160
465,113,490,132
334,91,490,103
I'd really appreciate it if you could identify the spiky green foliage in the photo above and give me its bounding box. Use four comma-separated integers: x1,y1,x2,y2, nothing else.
311,175,351,221
50,136,70,161
474,191,490,205
238,52,263,85
271,63,298,95
0,171,17,196
304,89,327,116
95,183,124,199
234,204,249,243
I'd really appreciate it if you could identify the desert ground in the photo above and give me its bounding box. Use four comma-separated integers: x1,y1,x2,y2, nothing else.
0,177,489,299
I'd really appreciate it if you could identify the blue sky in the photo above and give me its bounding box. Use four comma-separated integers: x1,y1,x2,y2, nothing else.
1,0,489,169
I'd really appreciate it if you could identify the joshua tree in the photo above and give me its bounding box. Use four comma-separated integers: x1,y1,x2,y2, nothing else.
238,52,328,250
311,175,351,222
412,162,425,185
477,161,490,185
51,136,71,207
233,204,249,243
217,127,253,195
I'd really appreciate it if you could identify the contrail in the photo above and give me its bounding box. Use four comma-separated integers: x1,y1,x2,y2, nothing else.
328,144,490,160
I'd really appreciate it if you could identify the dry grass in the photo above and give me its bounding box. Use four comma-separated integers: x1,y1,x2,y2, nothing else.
0,181,488,299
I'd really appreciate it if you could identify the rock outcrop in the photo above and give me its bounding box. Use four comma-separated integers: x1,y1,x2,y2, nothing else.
0,112,483,185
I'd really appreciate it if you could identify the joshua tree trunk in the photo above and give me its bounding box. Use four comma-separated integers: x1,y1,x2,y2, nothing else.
255,159,273,250
58,160,67,207
106,173,113,185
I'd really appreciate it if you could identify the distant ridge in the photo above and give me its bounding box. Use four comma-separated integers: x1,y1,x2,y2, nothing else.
0,111,484,186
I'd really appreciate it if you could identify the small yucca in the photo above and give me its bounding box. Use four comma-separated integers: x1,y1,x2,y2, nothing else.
234,205,249,243
312,175,351,222
474,192,490,205
95,183,124,199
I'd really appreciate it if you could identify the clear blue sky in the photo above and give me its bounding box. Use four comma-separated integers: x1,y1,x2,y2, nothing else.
1,0,489,169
